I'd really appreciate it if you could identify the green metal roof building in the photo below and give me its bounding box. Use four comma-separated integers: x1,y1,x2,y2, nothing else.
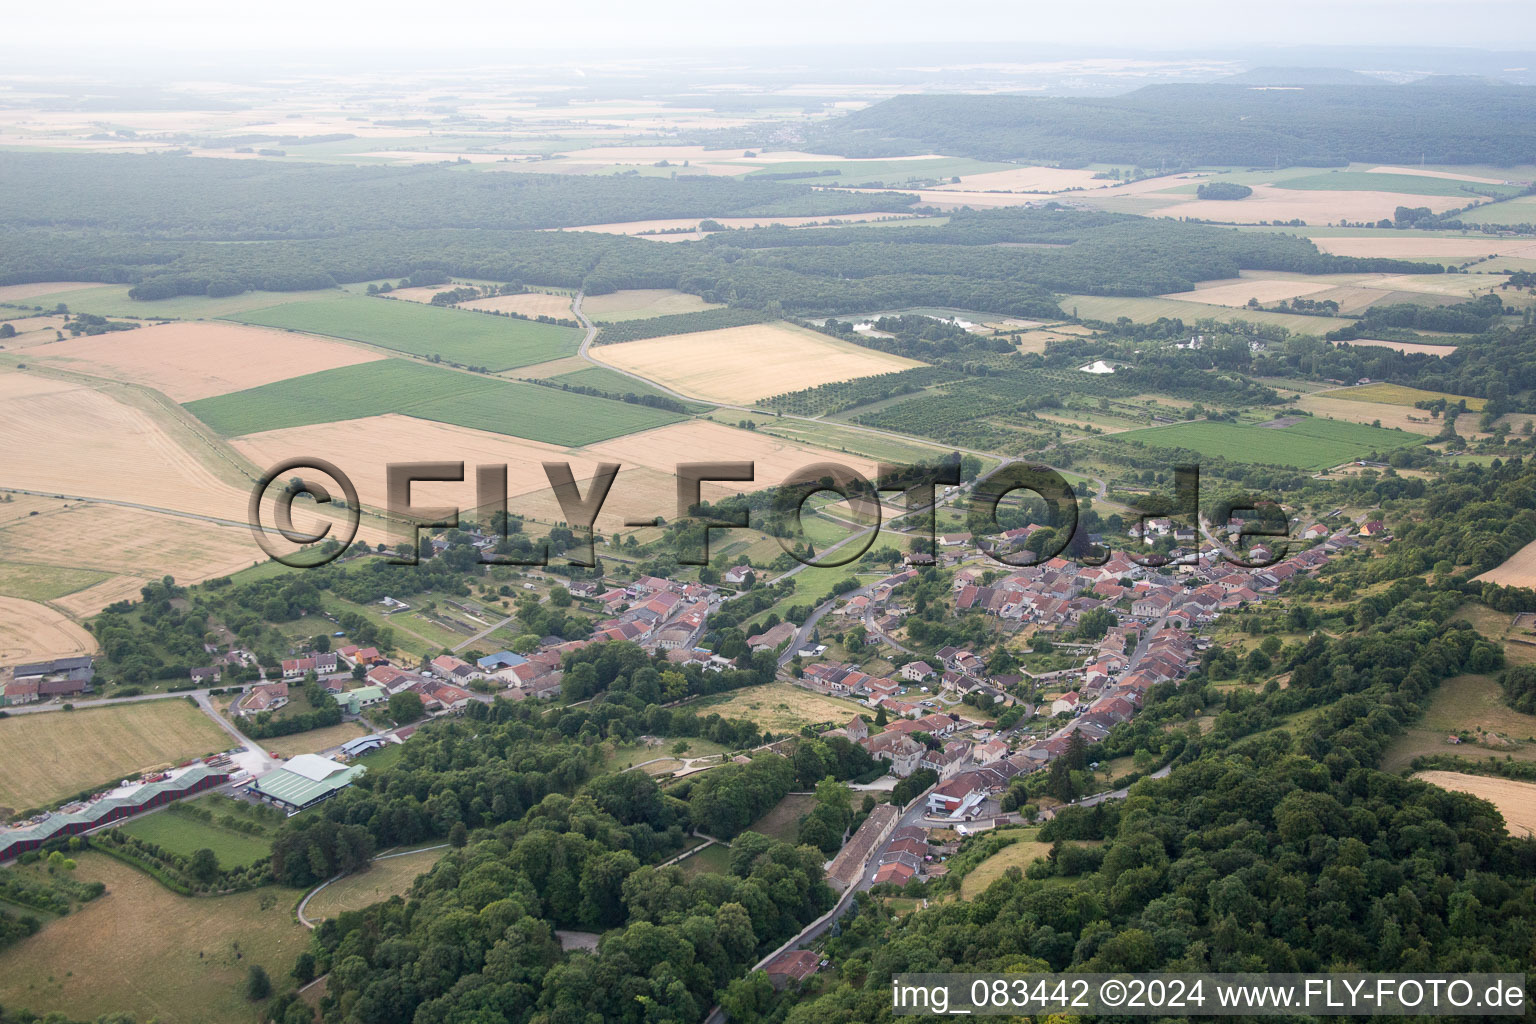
251,754,366,814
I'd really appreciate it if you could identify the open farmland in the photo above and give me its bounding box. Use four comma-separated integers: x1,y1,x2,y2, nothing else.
1113,416,1423,470
1474,538,1536,587
0,596,95,665
0,854,308,1024
1335,338,1462,356
1062,294,1355,334
0,370,258,524
591,321,923,404
581,288,722,321
1327,383,1485,410
1273,170,1522,198
1458,195,1536,226
1312,235,1536,261
228,295,584,371
184,358,684,446
0,499,260,617
1413,772,1536,838
0,702,230,813
303,847,447,920
30,321,383,401
457,291,575,318
1295,394,1441,435
685,682,866,733
0,283,342,320
1146,184,1470,225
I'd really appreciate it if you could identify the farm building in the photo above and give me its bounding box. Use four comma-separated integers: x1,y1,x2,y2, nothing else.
338,734,389,758
11,656,94,697
251,754,365,814
332,685,387,715
0,764,230,862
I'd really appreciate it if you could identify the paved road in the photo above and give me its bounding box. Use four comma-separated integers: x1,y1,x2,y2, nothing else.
195,691,281,774
1076,761,1173,807
0,485,259,532
0,687,221,715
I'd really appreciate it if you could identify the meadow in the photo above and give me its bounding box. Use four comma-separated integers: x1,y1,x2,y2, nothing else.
685,682,867,734
1114,416,1423,470
745,793,818,843
0,854,308,1024
581,288,722,321
116,806,274,868
303,847,447,920
183,358,683,446
0,702,231,814
228,295,584,371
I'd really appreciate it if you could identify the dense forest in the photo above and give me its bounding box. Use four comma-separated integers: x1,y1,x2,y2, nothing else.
0,162,1435,308
808,79,1536,166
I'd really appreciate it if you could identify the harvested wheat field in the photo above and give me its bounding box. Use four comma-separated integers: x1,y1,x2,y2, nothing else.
0,499,261,616
231,413,635,519
459,292,574,318
1296,395,1440,435
1313,236,1536,260
32,321,383,401
1334,338,1459,356
933,166,1104,193
592,321,923,404
0,596,96,664
0,315,69,348
586,419,880,502
1475,538,1536,587
1151,186,1468,224
553,212,908,236
1164,277,1339,307
0,281,100,302
1413,771,1536,837
582,289,722,321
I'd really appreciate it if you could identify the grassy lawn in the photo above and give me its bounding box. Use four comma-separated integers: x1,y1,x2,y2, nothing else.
184,358,684,445
227,294,583,371
746,793,817,843
0,853,309,1024
354,742,406,771
1113,416,1422,470
676,842,732,878
959,832,1054,898
687,682,867,734
259,720,372,759
303,847,447,921
0,702,232,814
608,737,733,768
116,810,272,869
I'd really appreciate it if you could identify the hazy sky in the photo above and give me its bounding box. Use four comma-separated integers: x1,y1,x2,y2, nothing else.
8,0,1536,56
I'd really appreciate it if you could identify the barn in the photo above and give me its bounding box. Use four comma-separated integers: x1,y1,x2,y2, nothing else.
251,754,366,815
0,763,230,862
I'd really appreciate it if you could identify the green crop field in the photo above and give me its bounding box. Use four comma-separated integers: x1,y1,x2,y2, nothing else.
1457,195,1536,226
1114,415,1423,470
1273,171,1522,199
0,284,339,320
548,365,711,411
743,156,1011,185
183,358,683,445
226,295,583,371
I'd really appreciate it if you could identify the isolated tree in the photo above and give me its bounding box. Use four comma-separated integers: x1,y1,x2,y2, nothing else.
244,964,272,1001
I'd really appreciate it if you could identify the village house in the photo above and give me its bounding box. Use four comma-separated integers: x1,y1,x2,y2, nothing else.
237,681,289,716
